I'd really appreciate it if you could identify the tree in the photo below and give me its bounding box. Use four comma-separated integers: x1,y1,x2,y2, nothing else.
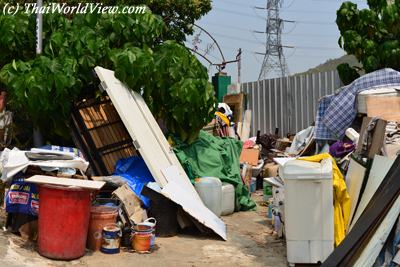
0,9,216,144
0,0,211,42
336,1,400,84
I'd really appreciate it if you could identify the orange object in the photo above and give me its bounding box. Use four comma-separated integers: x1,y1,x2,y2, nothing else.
132,232,152,253
240,148,260,166
87,206,118,251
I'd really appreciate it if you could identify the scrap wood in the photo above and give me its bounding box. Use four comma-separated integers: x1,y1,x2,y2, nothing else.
25,175,105,190
366,96,400,122
223,93,244,124
113,183,147,224
356,117,387,159
322,155,400,267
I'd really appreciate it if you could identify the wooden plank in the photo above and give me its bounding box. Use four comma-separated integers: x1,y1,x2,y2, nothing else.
356,117,387,159
26,175,105,190
366,96,400,122
223,93,244,124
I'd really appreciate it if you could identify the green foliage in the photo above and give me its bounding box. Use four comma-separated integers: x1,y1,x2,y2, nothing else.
337,63,361,85
336,1,400,83
111,41,216,143
0,9,216,143
0,0,211,42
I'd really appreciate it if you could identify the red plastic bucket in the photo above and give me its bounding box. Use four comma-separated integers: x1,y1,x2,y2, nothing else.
37,184,92,260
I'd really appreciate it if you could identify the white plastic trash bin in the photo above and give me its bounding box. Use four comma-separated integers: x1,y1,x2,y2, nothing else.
282,159,334,265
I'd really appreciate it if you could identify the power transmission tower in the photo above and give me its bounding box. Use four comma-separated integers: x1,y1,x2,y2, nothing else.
258,0,290,80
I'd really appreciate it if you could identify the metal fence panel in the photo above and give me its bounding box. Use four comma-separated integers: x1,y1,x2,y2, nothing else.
241,70,342,137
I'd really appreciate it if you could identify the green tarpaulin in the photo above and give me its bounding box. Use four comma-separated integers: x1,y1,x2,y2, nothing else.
174,130,256,211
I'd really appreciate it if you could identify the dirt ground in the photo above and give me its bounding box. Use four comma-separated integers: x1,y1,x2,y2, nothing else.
0,191,287,267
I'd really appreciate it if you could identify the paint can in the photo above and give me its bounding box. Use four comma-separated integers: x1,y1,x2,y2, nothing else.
100,224,122,254
132,218,156,248
132,232,152,253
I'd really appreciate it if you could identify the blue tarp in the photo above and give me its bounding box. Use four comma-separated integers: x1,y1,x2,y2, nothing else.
114,156,155,208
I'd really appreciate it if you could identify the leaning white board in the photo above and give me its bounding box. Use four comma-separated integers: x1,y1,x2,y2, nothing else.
162,180,227,240
350,155,394,230
95,67,198,200
95,67,226,239
345,158,367,230
353,195,400,267
26,175,105,190
241,110,251,141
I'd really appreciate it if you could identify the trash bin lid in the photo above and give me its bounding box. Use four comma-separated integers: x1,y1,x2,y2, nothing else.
282,159,332,180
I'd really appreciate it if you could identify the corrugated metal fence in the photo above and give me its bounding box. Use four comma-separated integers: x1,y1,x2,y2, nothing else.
241,70,342,137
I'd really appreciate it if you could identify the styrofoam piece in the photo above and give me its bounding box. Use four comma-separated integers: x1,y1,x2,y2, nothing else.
282,159,334,264
221,183,235,216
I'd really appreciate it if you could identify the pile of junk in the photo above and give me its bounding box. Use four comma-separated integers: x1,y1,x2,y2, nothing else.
0,66,256,260
231,68,400,266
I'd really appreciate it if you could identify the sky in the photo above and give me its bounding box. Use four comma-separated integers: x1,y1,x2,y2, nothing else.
186,0,368,83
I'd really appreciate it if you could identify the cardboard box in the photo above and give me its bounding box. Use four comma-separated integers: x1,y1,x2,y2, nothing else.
240,148,260,166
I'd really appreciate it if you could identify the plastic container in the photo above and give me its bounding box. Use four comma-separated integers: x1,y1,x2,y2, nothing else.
221,183,235,216
195,177,222,217
345,128,360,144
38,185,92,260
282,159,334,265
87,205,119,251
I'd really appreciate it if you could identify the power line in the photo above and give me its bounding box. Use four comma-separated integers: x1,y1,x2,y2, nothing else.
208,31,340,50
199,21,339,37
213,7,337,25
218,0,336,14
